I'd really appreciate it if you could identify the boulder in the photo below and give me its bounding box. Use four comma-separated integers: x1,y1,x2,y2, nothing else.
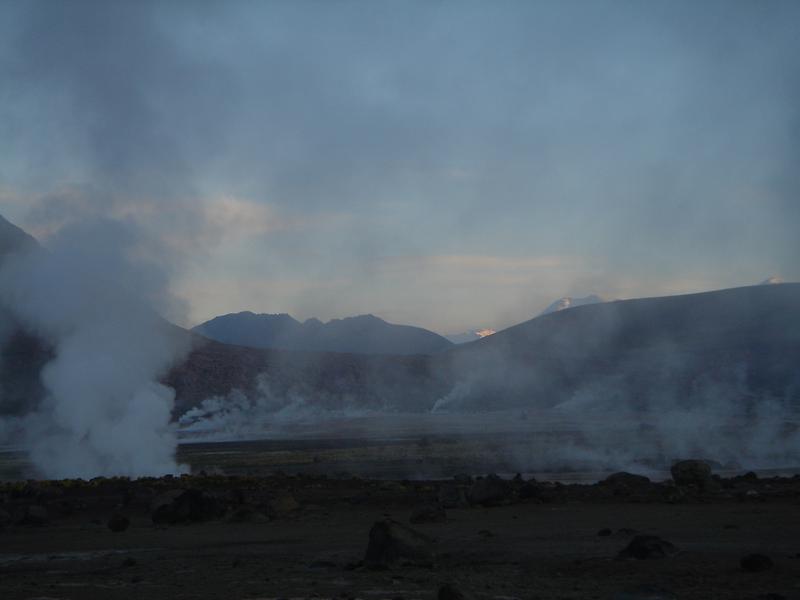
741,553,773,572
409,504,446,524
439,583,471,600
267,492,300,516
468,475,512,506
107,513,130,532
151,489,224,525
671,460,712,488
618,535,678,559
364,519,435,568
604,472,652,488
17,504,48,526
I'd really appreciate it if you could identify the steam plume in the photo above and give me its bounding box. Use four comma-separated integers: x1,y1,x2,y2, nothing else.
0,218,188,478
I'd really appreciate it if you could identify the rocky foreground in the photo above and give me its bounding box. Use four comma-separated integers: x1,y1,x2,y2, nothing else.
0,463,799,599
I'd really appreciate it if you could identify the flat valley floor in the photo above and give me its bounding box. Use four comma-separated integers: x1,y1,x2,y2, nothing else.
0,473,799,600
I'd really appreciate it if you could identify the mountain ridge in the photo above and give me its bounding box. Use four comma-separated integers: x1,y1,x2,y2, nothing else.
193,311,454,355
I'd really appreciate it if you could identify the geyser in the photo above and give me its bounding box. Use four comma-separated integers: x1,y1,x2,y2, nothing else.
0,218,189,479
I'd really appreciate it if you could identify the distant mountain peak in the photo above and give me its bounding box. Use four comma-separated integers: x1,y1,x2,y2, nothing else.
759,276,784,285
446,328,497,345
540,294,605,315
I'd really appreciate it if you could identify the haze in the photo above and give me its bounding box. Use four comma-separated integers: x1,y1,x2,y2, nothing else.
1,0,798,333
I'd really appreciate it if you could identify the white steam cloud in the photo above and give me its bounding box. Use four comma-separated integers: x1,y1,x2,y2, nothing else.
0,218,189,479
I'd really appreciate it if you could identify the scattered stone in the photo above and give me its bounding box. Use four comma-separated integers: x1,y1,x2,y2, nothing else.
671,460,712,488
741,553,773,572
364,519,435,568
151,489,224,525
468,475,512,506
618,535,678,559
17,504,48,526
409,504,446,524
108,513,130,532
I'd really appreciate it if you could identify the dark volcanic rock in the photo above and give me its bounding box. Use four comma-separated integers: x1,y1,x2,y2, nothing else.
409,504,446,524
468,475,512,506
439,583,471,600
17,504,48,526
364,519,435,568
618,535,678,559
741,553,773,572
108,513,131,532
671,460,712,488
604,472,652,488
438,484,468,508
151,489,224,525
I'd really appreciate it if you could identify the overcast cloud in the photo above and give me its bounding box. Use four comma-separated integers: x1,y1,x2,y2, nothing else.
1,0,798,332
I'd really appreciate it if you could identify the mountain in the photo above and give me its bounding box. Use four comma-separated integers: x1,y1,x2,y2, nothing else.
435,283,800,410
192,312,453,355
0,214,38,259
2,213,799,422
540,294,605,315
445,328,497,344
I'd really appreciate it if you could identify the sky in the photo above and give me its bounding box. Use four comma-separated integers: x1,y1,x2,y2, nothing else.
0,0,798,334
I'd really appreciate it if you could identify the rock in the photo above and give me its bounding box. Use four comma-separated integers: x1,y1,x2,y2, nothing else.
468,475,512,506
151,489,224,525
439,583,471,600
671,460,712,488
604,472,652,488
268,492,300,516
409,504,446,524
618,535,678,559
517,482,539,500
121,557,137,568
108,513,130,532
226,506,269,523
437,484,468,508
612,584,678,600
379,481,407,493
18,504,48,526
597,528,613,537
364,519,435,568
741,553,773,572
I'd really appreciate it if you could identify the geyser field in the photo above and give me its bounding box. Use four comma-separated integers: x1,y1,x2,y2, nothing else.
3,0,800,597
1,212,800,599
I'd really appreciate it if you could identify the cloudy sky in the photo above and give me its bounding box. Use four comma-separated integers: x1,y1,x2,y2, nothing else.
1,0,798,333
